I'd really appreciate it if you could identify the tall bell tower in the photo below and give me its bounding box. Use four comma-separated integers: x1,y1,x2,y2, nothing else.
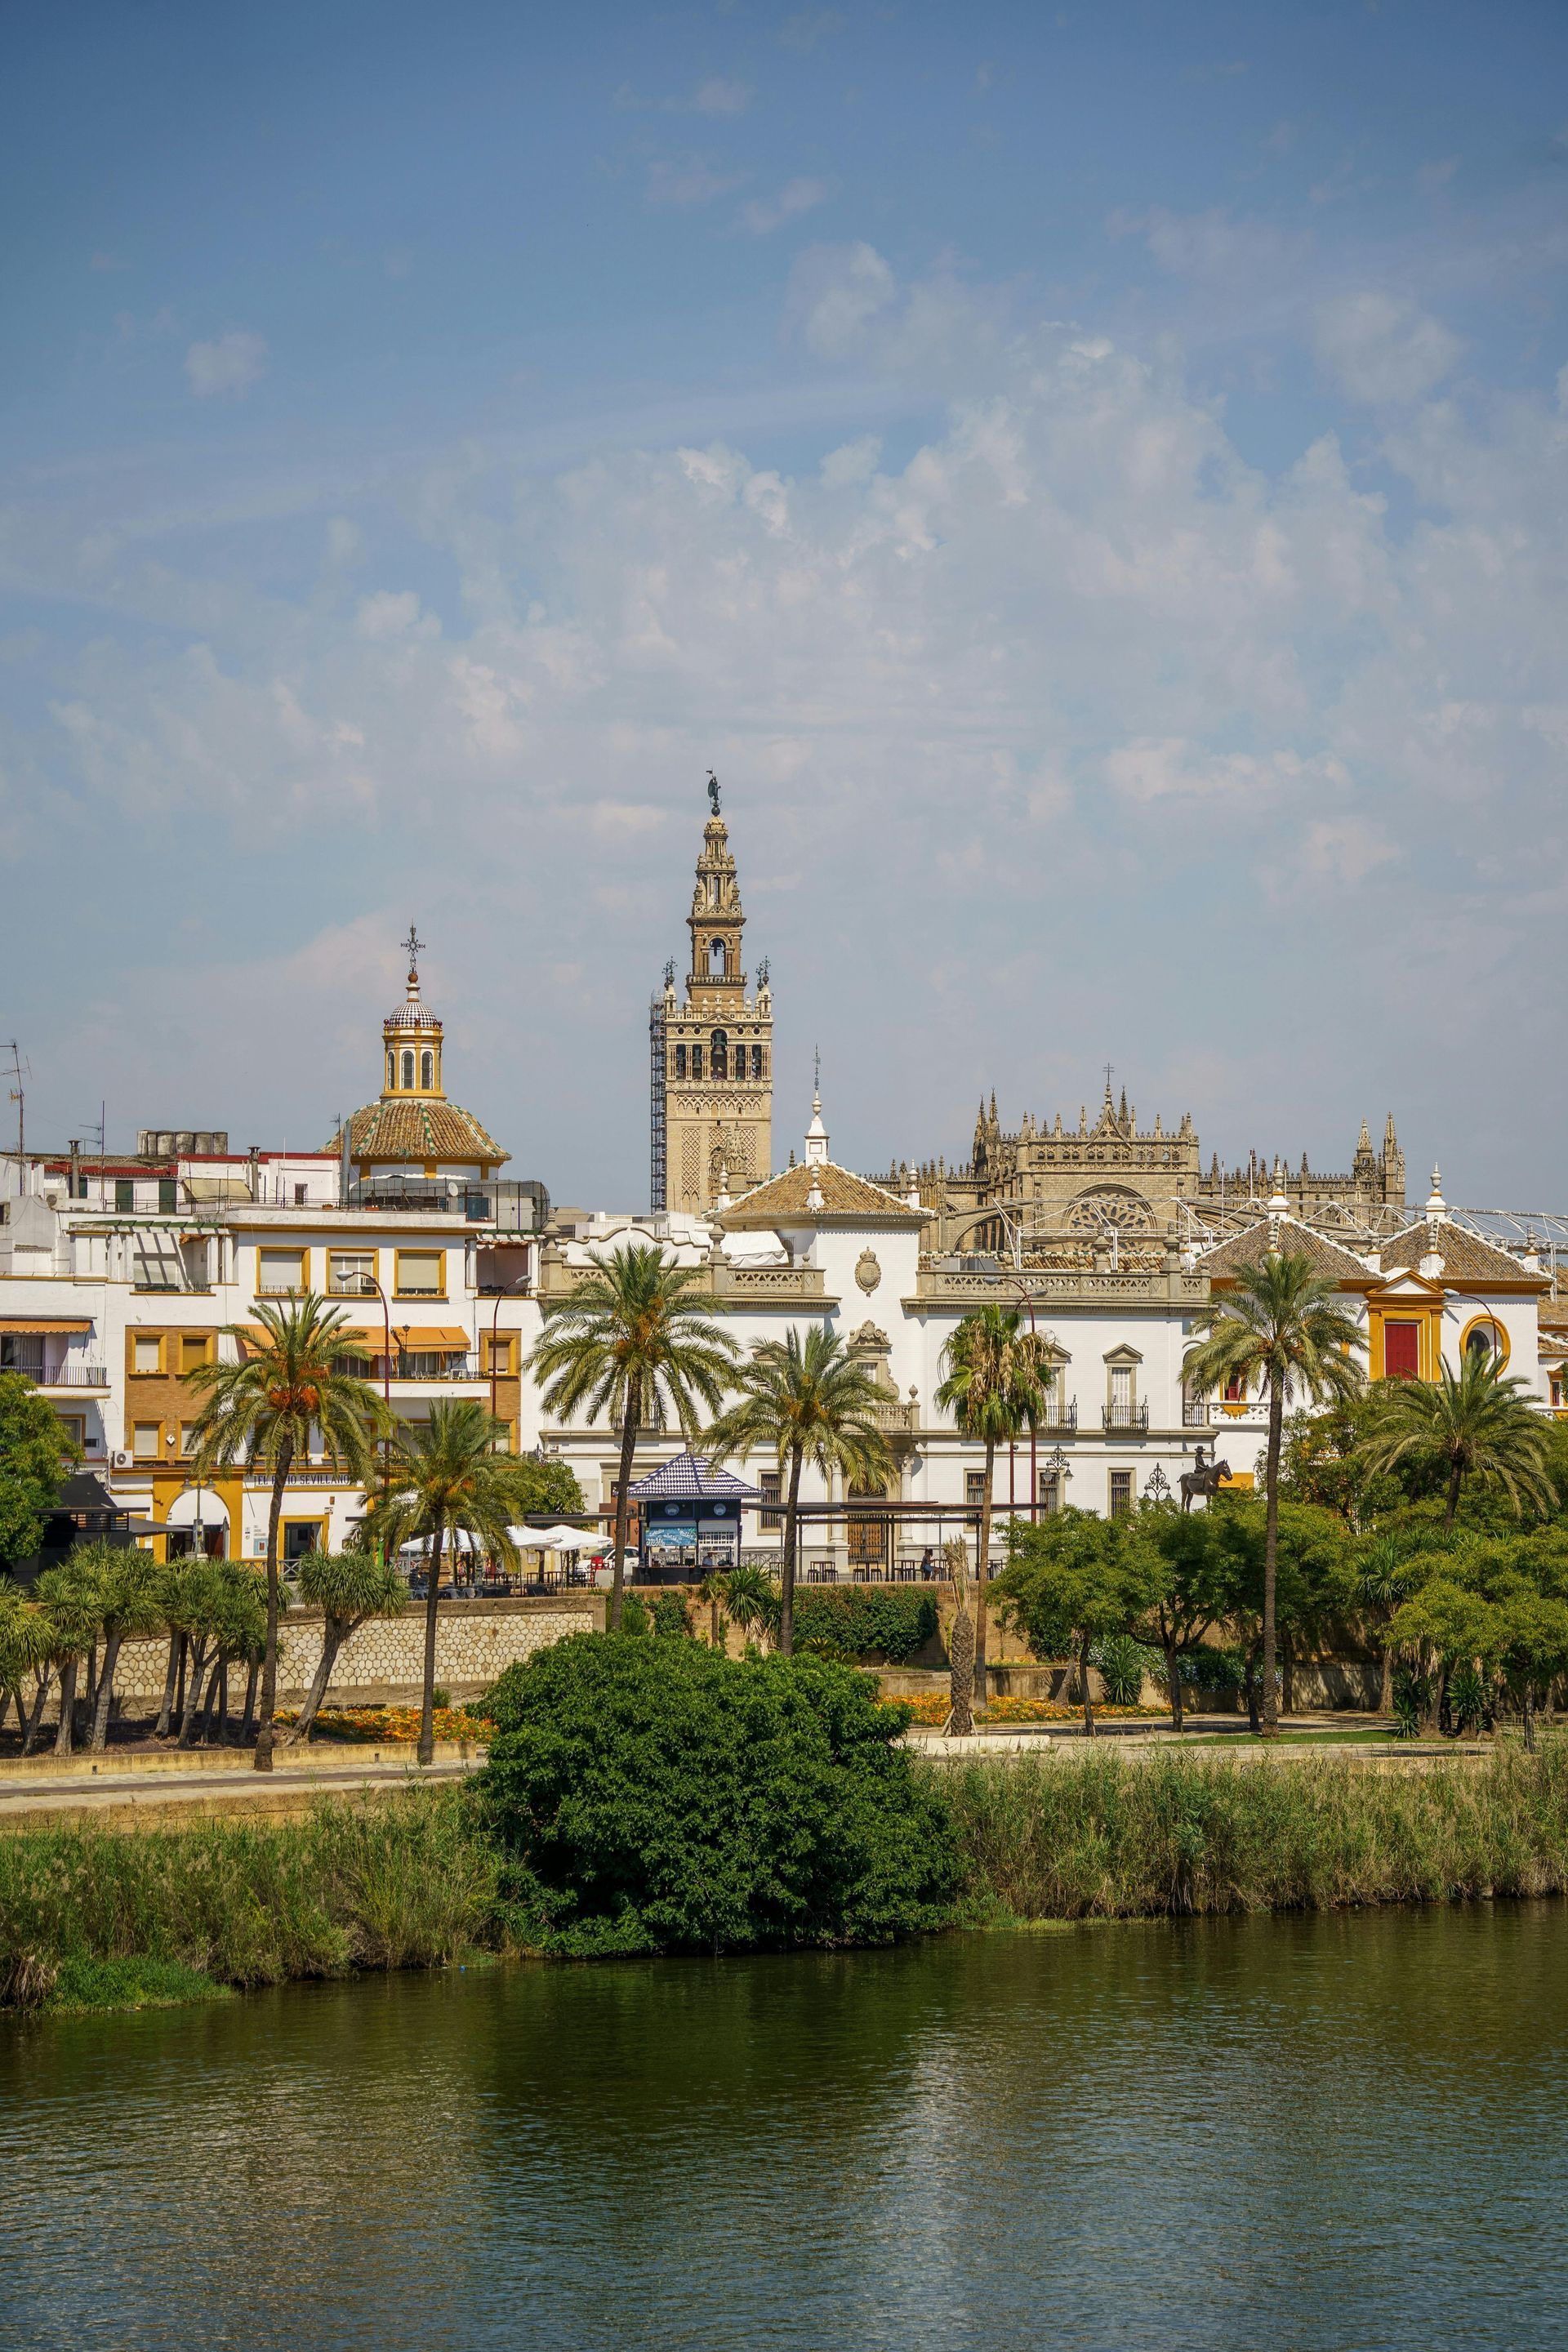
652,779,773,1214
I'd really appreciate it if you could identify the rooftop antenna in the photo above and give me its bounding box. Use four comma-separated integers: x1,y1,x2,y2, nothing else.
3,1039,28,1160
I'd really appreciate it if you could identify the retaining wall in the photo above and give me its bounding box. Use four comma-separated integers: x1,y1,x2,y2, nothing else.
110,1595,603,1710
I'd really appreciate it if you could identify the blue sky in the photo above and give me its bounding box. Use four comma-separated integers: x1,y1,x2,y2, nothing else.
3,0,1567,1205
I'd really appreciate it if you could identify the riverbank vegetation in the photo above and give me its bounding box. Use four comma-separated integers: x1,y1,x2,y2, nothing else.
8,1642,1568,2012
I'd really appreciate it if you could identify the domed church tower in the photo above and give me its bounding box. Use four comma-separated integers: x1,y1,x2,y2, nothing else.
327,927,506,1185
650,779,773,1214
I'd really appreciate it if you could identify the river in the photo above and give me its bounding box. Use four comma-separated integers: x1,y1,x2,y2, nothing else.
2,1904,1565,2350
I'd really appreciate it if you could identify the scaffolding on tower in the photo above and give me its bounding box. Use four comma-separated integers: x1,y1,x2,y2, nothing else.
648,987,667,1213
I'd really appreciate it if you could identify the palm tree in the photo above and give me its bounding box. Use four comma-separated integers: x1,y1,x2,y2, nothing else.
525,1244,737,1628
705,1326,891,1656
1361,1350,1557,1531
364,1398,521,1764
81,1542,164,1750
942,1537,975,1736
715,1561,780,1652
1183,1250,1365,1736
283,1548,408,1743
935,1306,1053,1704
0,1580,51,1744
31,1558,103,1756
186,1294,389,1771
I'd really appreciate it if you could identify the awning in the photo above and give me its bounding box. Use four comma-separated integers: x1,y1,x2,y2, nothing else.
385,1325,470,1350
183,1177,252,1203
0,1316,94,1334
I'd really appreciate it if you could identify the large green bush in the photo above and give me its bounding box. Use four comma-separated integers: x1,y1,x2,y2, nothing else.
791,1585,938,1664
475,1633,960,1955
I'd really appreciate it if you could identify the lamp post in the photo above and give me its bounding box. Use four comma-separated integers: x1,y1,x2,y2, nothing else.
1008,1276,1044,1524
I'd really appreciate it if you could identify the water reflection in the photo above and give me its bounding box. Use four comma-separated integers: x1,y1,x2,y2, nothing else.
2,1906,1565,2350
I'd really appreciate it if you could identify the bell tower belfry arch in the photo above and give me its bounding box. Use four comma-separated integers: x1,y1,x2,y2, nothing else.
651,777,773,1214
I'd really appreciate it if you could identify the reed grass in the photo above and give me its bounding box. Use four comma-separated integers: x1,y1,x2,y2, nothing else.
939,1740,1568,1920
0,1790,500,2009
7,1744,1568,2011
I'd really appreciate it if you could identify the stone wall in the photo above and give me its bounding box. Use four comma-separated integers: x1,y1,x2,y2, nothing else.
111,1595,603,1709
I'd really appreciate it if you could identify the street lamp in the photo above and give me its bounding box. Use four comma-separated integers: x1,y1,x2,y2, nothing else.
345,1271,394,1546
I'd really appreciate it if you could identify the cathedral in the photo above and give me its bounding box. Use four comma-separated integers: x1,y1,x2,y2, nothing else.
876,1087,1406,1258
648,783,1408,1252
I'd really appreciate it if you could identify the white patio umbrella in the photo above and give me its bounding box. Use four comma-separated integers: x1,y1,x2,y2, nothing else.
511,1524,605,1551
398,1528,483,1556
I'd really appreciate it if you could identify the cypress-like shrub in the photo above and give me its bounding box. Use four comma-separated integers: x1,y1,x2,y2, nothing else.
791,1585,939,1664
475,1633,960,1955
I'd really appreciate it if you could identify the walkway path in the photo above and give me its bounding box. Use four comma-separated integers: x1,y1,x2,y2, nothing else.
0,1744,482,1831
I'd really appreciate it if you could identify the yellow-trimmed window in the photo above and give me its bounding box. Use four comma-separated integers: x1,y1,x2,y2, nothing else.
132,1421,161,1459
483,1334,516,1377
178,1334,211,1376
258,1247,307,1296
394,1250,444,1297
131,1334,163,1375
328,1250,377,1298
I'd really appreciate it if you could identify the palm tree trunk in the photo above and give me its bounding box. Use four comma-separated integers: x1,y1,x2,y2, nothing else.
1445,1459,1463,1531
973,1437,995,1704
90,1628,123,1751
178,1639,212,1745
254,1439,294,1772
947,1598,974,1736
1080,1630,1096,1736
1260,1388,1283,1737
240,1664,258,1744
1523,1681,1537,1753
609,1376,640,1633
53,1658,79,1757
22,1668,52,1755
1379,1637,1394,1717
286,1616,346,1744
778,1445,804,1659
418,1517,444,1766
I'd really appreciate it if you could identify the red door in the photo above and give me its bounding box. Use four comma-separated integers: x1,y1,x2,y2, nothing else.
1383,1321,1420,1379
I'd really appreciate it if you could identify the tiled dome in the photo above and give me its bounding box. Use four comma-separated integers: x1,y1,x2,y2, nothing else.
385,967,441,1033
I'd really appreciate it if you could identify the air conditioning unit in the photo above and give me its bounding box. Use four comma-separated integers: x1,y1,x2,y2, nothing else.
111,1450,133,1468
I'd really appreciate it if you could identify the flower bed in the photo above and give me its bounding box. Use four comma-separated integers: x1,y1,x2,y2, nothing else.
273,1706,493,1745
896,1691,1166,1728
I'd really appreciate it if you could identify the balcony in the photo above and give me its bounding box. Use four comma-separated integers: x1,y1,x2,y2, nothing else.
1038,1402,1078,1433
1183,1393,1209,1428
39,1363,109,1390
1102,1400,1150,1432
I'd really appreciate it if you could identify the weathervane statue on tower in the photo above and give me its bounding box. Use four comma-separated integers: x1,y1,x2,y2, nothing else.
706,768,721,817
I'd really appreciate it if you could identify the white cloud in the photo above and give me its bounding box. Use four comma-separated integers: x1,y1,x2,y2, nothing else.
1301,816,1397,884
785,241,897,358
777,11,844,53
184,330,269,398
1312,292,1463,404
688,75,752,116
15,256,1568,1196
646,157,747,209
739,176,831,235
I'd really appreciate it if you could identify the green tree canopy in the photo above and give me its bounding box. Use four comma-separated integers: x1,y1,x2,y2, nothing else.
1120,1502,1245,1730
1360,1352,1557,1530
991,1507,1166,1734
0,1371,80,1566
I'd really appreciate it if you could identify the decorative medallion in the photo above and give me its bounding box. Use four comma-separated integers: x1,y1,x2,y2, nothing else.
855,1249,881,1294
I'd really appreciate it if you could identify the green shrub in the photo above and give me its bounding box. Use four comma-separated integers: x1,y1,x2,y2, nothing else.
619,1593,651,1635
1090,1635,1158,1704
791,1586,939,1664
475,1633,960,1955
650,1591,694,1639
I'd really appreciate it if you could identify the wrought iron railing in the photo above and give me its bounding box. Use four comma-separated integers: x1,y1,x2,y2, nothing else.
1102,1400,1150,1432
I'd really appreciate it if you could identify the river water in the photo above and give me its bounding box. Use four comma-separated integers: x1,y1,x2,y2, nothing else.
2,1904,1566,2350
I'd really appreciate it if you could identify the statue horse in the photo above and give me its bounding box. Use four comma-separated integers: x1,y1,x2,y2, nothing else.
1179,1448,1232,1512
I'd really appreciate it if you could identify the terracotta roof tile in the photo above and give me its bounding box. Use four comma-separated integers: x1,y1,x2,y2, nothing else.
1200,1218,1375,1284
1378,1222,1544,1286
718,1160,921,1224
325,1100,506,1165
